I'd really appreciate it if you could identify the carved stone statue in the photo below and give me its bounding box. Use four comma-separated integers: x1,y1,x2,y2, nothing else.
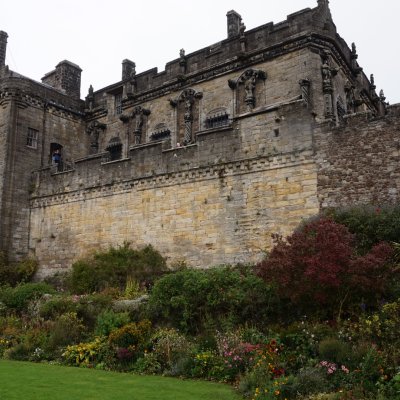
183,99,193,145
86,120,106,154
86,84,94,110
244,76,256,110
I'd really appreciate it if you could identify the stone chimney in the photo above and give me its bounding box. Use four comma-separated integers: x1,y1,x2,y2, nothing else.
0,31,8,67
122,59,136,80
41,60,82,99
226,10,242,38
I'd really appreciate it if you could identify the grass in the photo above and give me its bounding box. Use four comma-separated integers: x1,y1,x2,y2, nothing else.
0,360,241,400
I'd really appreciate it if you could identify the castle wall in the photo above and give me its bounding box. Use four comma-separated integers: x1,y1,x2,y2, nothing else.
29,153,318,277
0,78,85,260
316,105,400,208
95,50,315,155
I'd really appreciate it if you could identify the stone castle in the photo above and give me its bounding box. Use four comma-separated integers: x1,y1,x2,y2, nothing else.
1,0,399,277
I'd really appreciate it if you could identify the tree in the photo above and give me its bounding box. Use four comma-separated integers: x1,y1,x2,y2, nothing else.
255,218,395,319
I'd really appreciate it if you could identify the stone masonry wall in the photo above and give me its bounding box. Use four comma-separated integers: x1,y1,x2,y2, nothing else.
316,105,400,208
30,153,318,278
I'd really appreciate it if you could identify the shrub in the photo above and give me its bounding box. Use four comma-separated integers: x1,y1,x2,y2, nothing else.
327,205,400,253
0,283,55,313
62,337,111,368
318,338,351,365
133,353,162,374
256,218,395,319
151,328,193,371
147,265,276,334
3,342,32,361
39,296,78,319
238,340,287,399
47,312,86,350
95,310,130,337
108,319,152,350
69,244,167,294
0,256,38,286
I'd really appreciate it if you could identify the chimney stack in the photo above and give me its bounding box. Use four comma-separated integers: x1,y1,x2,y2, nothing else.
0,31,8,67
226,10,242,39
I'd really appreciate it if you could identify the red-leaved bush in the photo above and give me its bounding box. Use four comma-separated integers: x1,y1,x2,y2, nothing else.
255,218,394,316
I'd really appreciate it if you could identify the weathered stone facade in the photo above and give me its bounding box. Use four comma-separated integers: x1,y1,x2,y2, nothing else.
0,1,396,277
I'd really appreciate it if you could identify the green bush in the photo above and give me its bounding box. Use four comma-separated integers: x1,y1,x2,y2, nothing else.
151,328,193,371
318,338,351,365
69,244,167,294
147,265,276,334
108,319,152,350
327,205,400,253
0,283,55,313
95,310,131,337
39,296,78,319
0,255,38,286
47,312,86,350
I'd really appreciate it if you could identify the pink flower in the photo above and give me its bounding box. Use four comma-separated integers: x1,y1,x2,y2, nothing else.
341,365,349,374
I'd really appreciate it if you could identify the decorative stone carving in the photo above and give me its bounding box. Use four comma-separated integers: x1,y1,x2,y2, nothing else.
170,88,203,146
234,69,266,112
336,96,346,124
85,84,94,110
86,120,106,154
350,43,362,75
179,48,187,74
119,106,150,145
320,53,338,119
132,106,150,145
299,79,311,107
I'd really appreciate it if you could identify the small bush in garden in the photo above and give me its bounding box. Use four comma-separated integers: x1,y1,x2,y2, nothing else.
238,339,286,398
133,352,162,374
39,296,78,320
3,342,32,361
318,338,351,365
147,265,276,334
47,312,86,350
124,277,143,299
256,217,395,319
95,310,130,337
191,350,225,380
69,243,167,294
0,282,55,313
214,330,260,382
151,328,193,371
108,319,152,350
75,293,114,330
62,337,109,367
0,255,38,286
327,205,400,253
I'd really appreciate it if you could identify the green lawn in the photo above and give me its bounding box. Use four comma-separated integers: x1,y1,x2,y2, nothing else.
0,360,241,400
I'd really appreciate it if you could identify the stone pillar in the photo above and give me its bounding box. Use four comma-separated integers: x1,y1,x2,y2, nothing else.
0,31,8,67
226,10,242,38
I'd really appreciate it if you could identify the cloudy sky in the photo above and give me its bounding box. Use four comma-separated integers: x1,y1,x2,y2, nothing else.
1,0,399,103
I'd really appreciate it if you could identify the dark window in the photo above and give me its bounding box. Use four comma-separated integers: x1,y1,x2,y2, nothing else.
26,128,38,148
115,93,122,115
105,137,123,161
205,112,230,129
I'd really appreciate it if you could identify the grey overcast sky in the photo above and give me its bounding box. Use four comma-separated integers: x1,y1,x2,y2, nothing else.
1,0,399,103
